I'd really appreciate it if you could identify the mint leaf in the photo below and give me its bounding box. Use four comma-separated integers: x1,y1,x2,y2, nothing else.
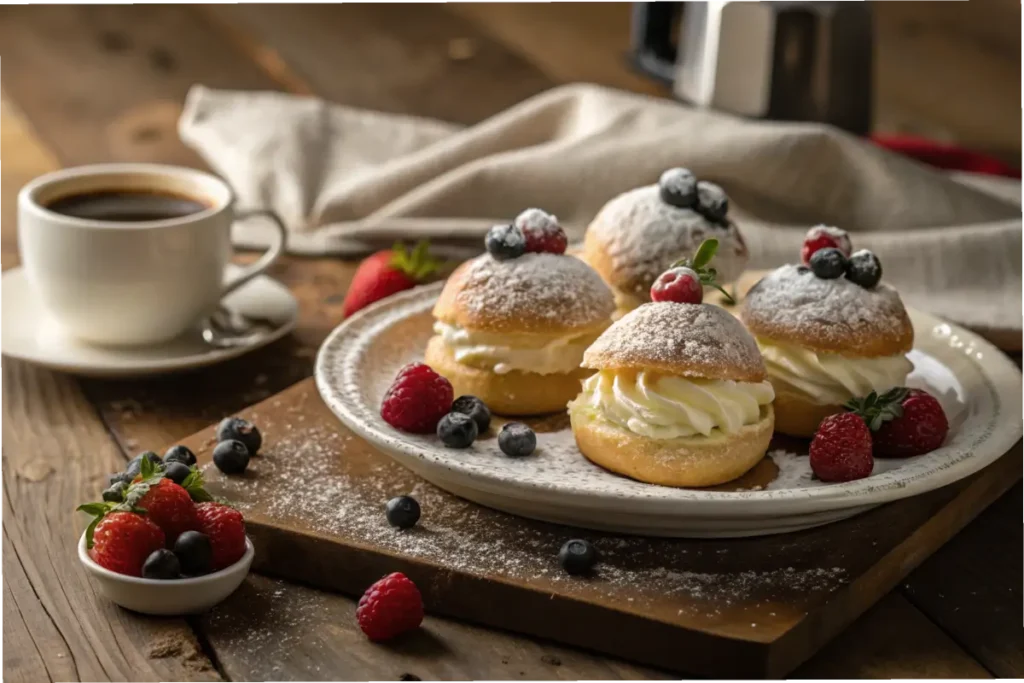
691,238,719,270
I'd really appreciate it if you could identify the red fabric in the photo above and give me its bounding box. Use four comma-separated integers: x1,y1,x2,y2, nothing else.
871,134,1020,179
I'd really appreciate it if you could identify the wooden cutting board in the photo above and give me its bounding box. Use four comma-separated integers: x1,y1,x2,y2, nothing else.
185,377,1021,678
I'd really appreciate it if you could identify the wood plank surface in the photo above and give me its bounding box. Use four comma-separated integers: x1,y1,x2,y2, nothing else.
202,4,555,124
172,376,1021,677
2,3,1021,680
0,4,282,168
902,482,1024,677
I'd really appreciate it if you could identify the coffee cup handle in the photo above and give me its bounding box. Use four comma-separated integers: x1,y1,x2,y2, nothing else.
221,209,288,298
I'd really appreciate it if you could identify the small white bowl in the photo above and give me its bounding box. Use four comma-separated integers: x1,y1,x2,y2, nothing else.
78,532,254,615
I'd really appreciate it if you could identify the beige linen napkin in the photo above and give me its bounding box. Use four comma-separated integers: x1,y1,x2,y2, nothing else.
179,83,1022,344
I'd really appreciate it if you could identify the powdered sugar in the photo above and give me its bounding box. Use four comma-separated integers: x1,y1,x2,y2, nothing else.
451,252,614,331
514,207,560,236
587,185,748,291
583,302,765,381
742,264,911,351
205,423,849,614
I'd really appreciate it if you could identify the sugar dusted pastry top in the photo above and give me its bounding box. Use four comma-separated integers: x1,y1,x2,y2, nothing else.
583,185,748,297
582,302,766,382
742,264,914,357
433,253,615,335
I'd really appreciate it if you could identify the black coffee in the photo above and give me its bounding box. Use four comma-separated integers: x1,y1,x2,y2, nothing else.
46,190,209,222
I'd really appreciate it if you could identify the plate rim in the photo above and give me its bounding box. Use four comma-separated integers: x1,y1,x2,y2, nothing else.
315,282,1022,518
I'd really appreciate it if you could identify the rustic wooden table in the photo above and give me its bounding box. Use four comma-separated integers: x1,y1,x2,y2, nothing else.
2,5,1021,681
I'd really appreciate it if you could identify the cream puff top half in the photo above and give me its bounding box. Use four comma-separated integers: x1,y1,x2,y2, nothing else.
741,264,914,405
583,184,749,307
572,302,774,439
431,253,615,375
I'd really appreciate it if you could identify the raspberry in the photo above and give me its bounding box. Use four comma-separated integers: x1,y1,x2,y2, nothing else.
381,363,453,433
195,502,247,570
809,413,874,482
356,572,424,641
850,388,949,457
515,208,567,254
801,225,852,264
650,266,703,304
89,512,166,577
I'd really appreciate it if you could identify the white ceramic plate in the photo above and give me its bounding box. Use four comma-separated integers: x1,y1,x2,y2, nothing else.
315,283,1022,537
1,265,297,378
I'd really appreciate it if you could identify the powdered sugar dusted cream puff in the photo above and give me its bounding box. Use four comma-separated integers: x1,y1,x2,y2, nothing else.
426,210,615,416
568,301,775,488
583,168,748,318
742,237,914,438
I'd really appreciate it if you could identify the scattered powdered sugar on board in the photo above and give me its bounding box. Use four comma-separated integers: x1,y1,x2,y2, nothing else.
583,302,765,381
588,185,748,290
204,422,849,615
450,252,615,331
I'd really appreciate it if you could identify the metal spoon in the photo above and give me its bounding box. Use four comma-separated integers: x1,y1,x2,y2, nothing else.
201,305,283,349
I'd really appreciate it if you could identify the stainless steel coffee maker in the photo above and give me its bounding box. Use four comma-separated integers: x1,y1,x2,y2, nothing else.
630,1,873,134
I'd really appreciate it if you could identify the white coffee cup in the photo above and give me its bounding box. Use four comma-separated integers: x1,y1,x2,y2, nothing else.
18,163,286,346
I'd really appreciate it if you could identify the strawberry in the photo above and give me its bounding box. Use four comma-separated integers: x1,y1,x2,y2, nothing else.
342,241,441,317
809,413,874,482
195,502,247,570
130,478,201,544
847,388,949,457
81,510,165,577
356,572,424,641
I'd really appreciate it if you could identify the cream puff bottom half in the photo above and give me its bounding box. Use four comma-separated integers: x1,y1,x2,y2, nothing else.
569,403,775,487
425,336,590,416
771,384,843,438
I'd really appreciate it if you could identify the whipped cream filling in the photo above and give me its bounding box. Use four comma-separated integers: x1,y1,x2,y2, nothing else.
433,321,599,375
571,370,774,439
757,338,913,405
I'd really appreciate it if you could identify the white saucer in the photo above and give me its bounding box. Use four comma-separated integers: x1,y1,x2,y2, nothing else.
2,265,298,378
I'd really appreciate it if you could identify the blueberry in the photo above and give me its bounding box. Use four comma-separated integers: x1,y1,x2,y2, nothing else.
107,471,133,487
385,496,421,529
174,531,213,575
695,180,729,223
102,481,127,503
164,444,196,467
558,539,598,576
212,439,250,475
484,224,526,261
845,249,882,289
217,417,262,456
164,461,192,485
809,247,848,279
451,395,491,433
498,422,536,457
437,412,478,448
658,167,697,208
125,451,162,478
142,549,181,580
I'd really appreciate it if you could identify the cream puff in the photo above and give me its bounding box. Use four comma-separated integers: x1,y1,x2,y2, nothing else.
426,210,615,416
741,237,914,438
583,168,749,318
568,297,775,488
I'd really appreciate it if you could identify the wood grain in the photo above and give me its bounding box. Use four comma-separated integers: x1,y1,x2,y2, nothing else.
177,377,1021,677
902,482,1024,677
0,5,281,167
201,4,554,125
201,574,665,681
2,361,220,682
